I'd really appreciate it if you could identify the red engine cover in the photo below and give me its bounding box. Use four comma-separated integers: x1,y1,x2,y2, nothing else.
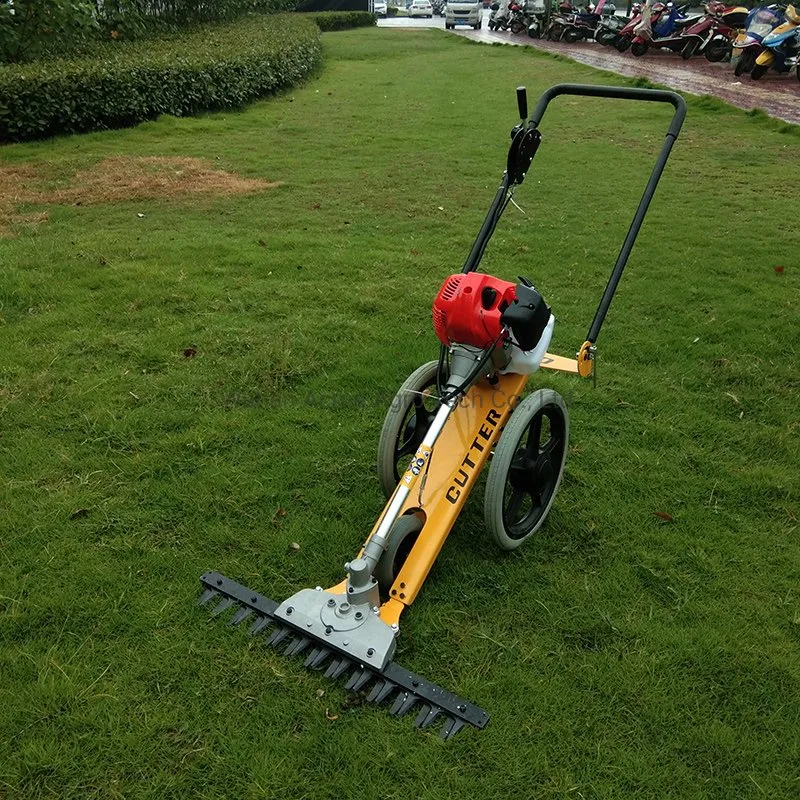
432,272,517,349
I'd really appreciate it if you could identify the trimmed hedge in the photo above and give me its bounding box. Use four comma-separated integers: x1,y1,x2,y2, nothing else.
306,11,377,30
0,14,321,142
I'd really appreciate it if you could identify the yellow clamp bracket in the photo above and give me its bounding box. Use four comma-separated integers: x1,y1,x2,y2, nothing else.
577,340,596,379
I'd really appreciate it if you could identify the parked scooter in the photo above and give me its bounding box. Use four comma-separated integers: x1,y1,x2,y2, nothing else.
526,0,552,37
731,5,785,75
615,1,664,51
559,0,618,40
678,2,748,61
544,0,578,39
596,4,640,46
509,1,532,33
630,2,699,57
489,1,511,29
751,3,800,78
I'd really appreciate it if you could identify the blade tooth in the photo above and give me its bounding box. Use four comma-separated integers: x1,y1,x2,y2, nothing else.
284,635,311,657
367,679,397,706
198,588,219,606
304,647,331,669
439,716,467,741
323,658,342,679
229,607,254,627
248,615,273,637
324,657,352,680
265,625,291,647
415,704,443,730
210,597,237,617
345,668,373,693
389,692,418,717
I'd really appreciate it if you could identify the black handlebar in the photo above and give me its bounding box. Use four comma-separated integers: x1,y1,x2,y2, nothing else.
528,83,686,139
462,83,687,349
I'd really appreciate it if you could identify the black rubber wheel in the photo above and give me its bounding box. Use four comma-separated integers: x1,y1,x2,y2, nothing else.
484,389,569,550
510,19,525,34
704,39,730,62
548,23,565,40
615,34,632,52
796,62,800,82
681,38,699,60
631,40,649,56
564,27,582,42
374,514,424,599
750,63,768,80
377,361,441,499
734,49,755,76
474,22,481,29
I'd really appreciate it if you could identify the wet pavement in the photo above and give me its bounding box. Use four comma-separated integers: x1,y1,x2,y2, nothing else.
377,16,800,125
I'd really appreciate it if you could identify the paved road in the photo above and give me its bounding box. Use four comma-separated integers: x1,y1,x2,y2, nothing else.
377,17,800,125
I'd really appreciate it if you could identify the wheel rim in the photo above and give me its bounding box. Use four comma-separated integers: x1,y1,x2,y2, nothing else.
501,402,567,539
392,382,439,483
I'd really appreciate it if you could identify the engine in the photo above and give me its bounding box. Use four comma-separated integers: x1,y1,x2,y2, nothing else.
432,272,551,354
432,272,517,350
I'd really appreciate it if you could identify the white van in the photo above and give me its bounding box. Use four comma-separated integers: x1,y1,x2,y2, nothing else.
445,0,482,29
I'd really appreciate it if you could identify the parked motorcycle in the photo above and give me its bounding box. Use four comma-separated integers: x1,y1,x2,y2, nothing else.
752,3,800,78
678,2,748,61
731,5,785,75
630,2,700,57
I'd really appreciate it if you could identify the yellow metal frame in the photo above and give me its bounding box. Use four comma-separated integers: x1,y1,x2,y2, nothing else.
327,350,584,627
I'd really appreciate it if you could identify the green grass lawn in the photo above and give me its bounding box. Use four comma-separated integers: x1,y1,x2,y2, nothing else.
2,27,799,800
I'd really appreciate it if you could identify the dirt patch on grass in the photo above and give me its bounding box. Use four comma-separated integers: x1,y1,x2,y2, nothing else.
0,156,280,236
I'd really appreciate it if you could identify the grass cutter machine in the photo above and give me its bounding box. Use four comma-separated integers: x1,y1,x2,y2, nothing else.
199,84,687,739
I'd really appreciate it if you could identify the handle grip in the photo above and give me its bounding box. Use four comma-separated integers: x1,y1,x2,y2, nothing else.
516,86,528,122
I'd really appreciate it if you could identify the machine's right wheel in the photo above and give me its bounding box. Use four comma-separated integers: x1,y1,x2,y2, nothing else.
548,23,565,40
615,34,632,52
750,63,768,80
377,360,441,499
374,513,424,598
631,40,649,57
484,389,569,551
564,28,582,43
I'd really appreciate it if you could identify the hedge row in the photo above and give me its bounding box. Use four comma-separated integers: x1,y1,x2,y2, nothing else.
308,11,377,31
0,13,321,142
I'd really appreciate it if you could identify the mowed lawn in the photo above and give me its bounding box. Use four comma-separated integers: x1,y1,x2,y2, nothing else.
1,27,798,800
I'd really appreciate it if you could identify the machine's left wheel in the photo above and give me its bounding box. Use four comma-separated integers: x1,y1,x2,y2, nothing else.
374,513,424,598
377,361,441,499
484,389,568,550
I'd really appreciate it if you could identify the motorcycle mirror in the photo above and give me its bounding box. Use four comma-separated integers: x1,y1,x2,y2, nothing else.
516,86,528,122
